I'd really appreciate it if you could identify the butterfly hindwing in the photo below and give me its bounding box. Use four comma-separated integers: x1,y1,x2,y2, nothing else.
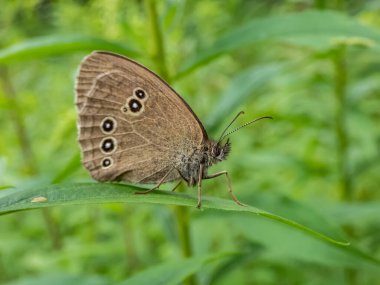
76,51,207,183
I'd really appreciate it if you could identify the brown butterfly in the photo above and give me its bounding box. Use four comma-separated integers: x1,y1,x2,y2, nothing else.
75,51,270,208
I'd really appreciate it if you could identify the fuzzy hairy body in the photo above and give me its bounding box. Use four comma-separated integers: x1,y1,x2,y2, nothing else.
174,140,231,187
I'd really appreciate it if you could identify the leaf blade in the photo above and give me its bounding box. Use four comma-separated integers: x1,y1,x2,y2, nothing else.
0,183,349,246
0,35,140,63
205,63,284,131
177,10,380,78
118,253,227,285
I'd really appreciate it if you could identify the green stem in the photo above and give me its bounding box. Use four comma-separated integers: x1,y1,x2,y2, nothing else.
334,0,346,10
0,67,37,175
174,186,193,260
0,255,8,283
145,0,170,81
173,184,197,285
144,1,196,284
41,208,63,250
0,66,63,250
122,205,140,274
314,0,326,9
332,46,352,201
333,46,357,285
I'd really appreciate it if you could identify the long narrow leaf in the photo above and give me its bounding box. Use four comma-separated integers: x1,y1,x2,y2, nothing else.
0,183,348,246
4,273,110,285
118,253,227,285
0,35,139,63
205,63,284,131
0,185,14,191
177,10,380,78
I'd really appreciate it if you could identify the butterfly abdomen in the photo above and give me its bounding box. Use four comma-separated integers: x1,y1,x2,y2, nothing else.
174,143,217,187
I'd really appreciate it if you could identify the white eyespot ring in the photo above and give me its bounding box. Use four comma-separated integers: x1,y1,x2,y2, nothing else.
100,117,117,134
101,157,113,169
133,87,148,101
99,137,117,154
125,97,144,116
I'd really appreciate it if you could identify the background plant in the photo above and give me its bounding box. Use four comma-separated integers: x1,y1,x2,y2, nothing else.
1,0,380,285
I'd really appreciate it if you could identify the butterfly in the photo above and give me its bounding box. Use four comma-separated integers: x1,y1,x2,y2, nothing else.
75,51,270,208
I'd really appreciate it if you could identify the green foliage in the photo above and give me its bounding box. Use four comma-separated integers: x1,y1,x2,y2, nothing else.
205,63,284,130
0,183,350,246
118,253,226,285
0,35,139,64
1,1,380,285
177,10,380,78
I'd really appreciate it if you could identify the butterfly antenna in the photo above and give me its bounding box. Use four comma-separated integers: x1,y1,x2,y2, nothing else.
219,116,272,142
217,111,245,143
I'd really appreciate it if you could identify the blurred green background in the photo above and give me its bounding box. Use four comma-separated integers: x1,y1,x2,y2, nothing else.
1,0,380,284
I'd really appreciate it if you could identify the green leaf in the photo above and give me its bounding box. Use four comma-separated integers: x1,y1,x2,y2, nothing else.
0,183,348,246
243,191,348,244
322,202,380,225
205,63,284,131
177,10,380,78
51,152,82,184
4,273,110,285
0,35,140,63
230,214,380,269
0,185,14,190
118,253,226,285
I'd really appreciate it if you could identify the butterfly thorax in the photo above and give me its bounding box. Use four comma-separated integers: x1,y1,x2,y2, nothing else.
176,139,231,187
206,139,231,166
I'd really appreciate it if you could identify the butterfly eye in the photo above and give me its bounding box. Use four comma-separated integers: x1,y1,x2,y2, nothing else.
211,147,220,157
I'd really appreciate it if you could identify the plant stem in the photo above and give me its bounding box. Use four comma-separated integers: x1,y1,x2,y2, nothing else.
0,66,63,250
333,46,358,285
41,208,63,250
122,205,140,274
143,1,196,284
0,67,37,175
0,255,8,283
173,186,197,285
314,0,326,9
144,0,170,81
174,186,193,260
334,0,346,10
332,46,352,201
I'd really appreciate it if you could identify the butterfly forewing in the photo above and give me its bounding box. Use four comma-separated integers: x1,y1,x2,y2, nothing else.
75,51,207,183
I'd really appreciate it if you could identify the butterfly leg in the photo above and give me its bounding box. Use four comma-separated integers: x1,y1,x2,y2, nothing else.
135,168,173,194
204,171,246,206
197,164,204,209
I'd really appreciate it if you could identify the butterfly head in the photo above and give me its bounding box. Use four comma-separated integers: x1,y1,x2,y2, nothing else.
208,139,231,165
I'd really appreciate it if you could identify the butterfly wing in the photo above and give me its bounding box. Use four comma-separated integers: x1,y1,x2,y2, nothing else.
75,51,207,183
